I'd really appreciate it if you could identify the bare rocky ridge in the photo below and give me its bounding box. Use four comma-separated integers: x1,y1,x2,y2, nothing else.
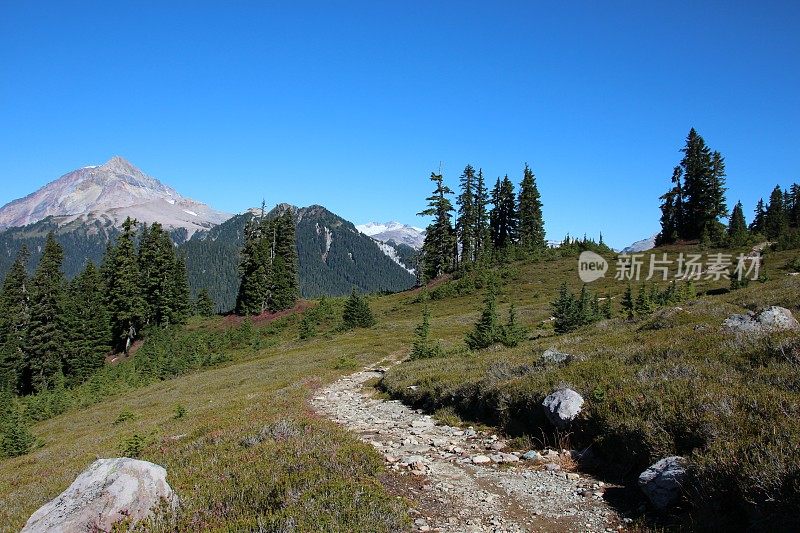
0,156,231,235
312,366,626,532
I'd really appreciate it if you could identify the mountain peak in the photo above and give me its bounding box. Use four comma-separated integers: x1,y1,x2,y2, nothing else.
99,155,140,175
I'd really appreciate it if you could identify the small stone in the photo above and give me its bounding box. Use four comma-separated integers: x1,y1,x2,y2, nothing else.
472,455,491,464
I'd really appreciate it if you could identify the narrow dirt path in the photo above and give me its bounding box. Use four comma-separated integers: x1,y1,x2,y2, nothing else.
311,366,625,533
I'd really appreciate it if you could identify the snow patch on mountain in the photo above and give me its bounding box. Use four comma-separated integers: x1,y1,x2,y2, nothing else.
356,221,425,249
375,241,415,275
621,233,658,253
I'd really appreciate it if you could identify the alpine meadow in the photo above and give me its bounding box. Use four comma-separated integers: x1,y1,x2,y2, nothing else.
1,3,799,533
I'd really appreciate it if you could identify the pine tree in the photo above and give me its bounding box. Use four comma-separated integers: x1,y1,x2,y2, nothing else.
727,201,749,246
658,129,728,242
170,253,191,324
473,169,490,262
499,304,527,347
138,223,177,326
63,262,111,383
764,185,789,239
621,284,635,319
270,211,300,311
601,294,614,319
465,282,499,349
456,165,477,264
552,282,578,333
518,163,545,250
299,313,316,340
26,233,66,392
789,183,800,228
103,218,146,353
634,284,655,316
236,214,271,315
195,288,216,317
418,172,456,281
342,289,375,329
750,198,766,234
411,305,441,358
489,176,519,250
0,246,30,393
0,405,35,458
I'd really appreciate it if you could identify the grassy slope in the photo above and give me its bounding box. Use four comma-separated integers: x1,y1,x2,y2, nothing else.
1,245,798,530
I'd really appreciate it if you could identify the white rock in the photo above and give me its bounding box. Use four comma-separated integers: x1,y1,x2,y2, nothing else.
22,458,176,533
472,455,491,464
542,388,584,427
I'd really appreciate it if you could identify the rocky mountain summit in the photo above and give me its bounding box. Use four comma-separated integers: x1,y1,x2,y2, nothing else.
0,156,231,235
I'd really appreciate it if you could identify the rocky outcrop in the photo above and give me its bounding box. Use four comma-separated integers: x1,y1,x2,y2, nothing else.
638,456,687,510
542,388,584,428
723,306,800,334
22,458,176,533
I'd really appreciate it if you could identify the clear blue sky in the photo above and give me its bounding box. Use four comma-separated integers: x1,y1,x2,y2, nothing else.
1,1,798,248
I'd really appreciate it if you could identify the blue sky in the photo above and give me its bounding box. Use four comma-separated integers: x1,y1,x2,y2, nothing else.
1,1,798,248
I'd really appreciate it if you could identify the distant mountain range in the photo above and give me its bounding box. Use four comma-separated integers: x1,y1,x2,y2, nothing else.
0,158,415,311
356,221,425,249
621,234,658,253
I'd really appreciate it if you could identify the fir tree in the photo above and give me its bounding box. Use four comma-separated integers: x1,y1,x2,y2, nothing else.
621,284,635,319
342,289,375,329
418,172,456,281
727,201,749,246
518,163,545,250
0,246,30,393
170,254,192,324
657,166,684,245
489,176,519,250
270,211,300,311
236,215,271,315
63,262,111,383
601,294,614,319
411,305,442,358
472,169,490,262
195,288,216,317
103,218,146,354
552,282,578,334
499,304,527,347
456,165,477,264
750,198,766,234
299,313,316,340
789,183,800,228
634,284,656,316
26,233,66,392
764,185,789,239
465,282,500,349
0,405,35,458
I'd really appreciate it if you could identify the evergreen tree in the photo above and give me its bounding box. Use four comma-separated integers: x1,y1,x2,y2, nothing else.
634,284,656,316
236,215,271,315
63,261,111,383
750,198,766,234
195,288,216,317
299,314,316,340
601,294,614,319
621,284,635,319
465,282,500,349
342,289,376,328
26,233,66,392
411,305,442,359
499,304,527,347
138,223,178,327
170,254,192,324
0,405,35,458
658,129,728,242
552,282,578,334
103,218,146,353
418,172,456,281
727,201,749,246
518,163,546,250
0,246,30,393
270,211,300,311
456,165,477,264
472,169,490,261
489,176,519,250
789,183,800,228
764,185,789,239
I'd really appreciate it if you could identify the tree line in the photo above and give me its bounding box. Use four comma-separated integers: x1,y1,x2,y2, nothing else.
657,128,800,248
0,218,201,395
418,163,547,282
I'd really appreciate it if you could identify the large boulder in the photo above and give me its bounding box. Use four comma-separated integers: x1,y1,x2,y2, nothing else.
638,456,687,510
542,388,584,428
723,306,799,334
22,458,176,533
540,348,574,365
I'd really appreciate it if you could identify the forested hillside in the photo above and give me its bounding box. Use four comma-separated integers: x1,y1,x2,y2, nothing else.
182,205,415,311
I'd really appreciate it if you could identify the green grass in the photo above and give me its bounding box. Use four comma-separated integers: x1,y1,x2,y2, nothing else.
1,244,798,530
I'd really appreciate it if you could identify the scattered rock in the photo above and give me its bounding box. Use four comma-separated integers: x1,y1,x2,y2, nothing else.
638,456,687,510
542,388,584,427
541,348,574,365
521,450,542,462
471,455,491,464
22,458,176,533
723,306,800,334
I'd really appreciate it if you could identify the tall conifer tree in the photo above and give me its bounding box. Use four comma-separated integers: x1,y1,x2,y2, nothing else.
418,172,456,281
518,163,545,250
0,246,30,393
